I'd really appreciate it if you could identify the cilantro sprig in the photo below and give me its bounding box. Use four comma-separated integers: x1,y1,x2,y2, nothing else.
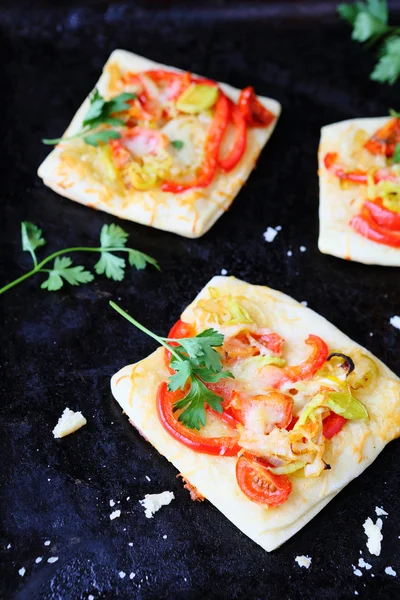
0,222,159,295
42,89,136,147
338,1,400,84
109,302,233,430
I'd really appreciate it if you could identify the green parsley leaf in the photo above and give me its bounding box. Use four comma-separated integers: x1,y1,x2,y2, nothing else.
171,140,184,150
95,253,126,281
389,108,400,117
352,9,387,42
172,329,225,372
173,377,225,430
371,37,400,84
82,89,105,124
84,130,122,146
393,143,400,163
337,2,362,25
99,223,129,248
41,256,94,291
168,360,193,391
128,249,161,271
21,221,46,265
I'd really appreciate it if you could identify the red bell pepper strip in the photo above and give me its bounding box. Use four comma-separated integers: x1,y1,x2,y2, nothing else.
364,117,400,157
218,101,247,172
323,152,398,184
238,86,275,127
156,382,240,456
350,207,400,248
280,335,329,384
364,199,400,230
323,413,347,440
161,92,230,193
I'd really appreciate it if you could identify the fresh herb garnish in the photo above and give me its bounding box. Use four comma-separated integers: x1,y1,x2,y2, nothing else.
393,143,400,163
0,222,159,295
109,302,233,430
42,89,136,146
338,1,400,84
171,140,184,150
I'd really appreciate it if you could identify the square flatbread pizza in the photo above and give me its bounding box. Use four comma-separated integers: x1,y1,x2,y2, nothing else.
38,49,281,238
318,116,400,265
111,276,400,552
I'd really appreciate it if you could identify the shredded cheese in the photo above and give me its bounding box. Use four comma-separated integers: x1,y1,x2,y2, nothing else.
139,491,175,518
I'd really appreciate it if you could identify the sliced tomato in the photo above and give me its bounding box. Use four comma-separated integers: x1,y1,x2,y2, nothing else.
236,454,292,506
156,382,240,456
350,207,400,248
364,117,400,157
164,319,196,371
323,152,397,184
238,87,275,127
364,199,400,230
228,390,293,432
323,413,347,439
281,335,329,384
218,102,247,172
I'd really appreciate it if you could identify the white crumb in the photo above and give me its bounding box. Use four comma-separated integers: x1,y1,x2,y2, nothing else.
287,250,292,257
52,407,87,438
375,506,388,517
390,315,400,329
109,499,115,507
18,567,26,577
385,566,397,577
130,572,135,579
110,510,121,520
263,227,279,243
35,557,43,564
369,332,373,337
128,542,133,547
7,544,11,549
47,557,58,564
355,592,358,596
353,569,362,577
163,535,167,539
220,268,228,275
301,301,308,306
276,225,282,231
44,541,51,546
363,517,383,556
119,571,126,579
139,491,175,519
145,475,151,482
300,246,307,252
88,596,94,600
126,496,130,501
294,555,311,569
358,558,372,570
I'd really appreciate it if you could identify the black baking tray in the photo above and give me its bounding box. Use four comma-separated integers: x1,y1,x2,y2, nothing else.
1,2,400,599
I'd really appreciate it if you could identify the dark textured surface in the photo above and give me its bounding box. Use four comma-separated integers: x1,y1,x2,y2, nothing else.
1,2,400,599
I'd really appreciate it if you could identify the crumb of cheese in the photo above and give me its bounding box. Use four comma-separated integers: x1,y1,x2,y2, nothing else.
363,517,383,556
385,566,397,577
139,491,175,519
18,567,25,577
110,510,121,520
52,408,87,438
358,558,371,570
294,555,311,569
390,315,400,330
263,227,279,243
375,506,388,517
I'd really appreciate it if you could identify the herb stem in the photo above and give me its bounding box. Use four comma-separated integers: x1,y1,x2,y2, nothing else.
0,268,39,295
109,301,183,362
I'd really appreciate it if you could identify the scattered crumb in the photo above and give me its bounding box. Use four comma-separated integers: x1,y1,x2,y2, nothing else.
88,596,94,600
375,506,388,517
130,572,135,579
110,510,121,520
128,542,133,547
44,541,51,546
355,592,358,596
385,566,397,577
7,544,11,549
119,571,126,579
52,407,87,438
353,569,362,577
358,558,372,570
145,475,151,482
126,496,130,501
35,557,43,564
390,316,400,330
48,557,58,564
294,555,311,569
109,499,115,507
18,567,26,577
139,491,175,519
301,301,308,307
276,225,282,231
287,250,292,257
220,268,228,276
369,332,373,337
163,535,167,539
363,517,383,556
263,227,279,243
300,246,307,252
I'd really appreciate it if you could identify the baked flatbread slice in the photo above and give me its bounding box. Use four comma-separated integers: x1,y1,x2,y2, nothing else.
38,49,281,238
318,117,400,266
111,276,400,552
